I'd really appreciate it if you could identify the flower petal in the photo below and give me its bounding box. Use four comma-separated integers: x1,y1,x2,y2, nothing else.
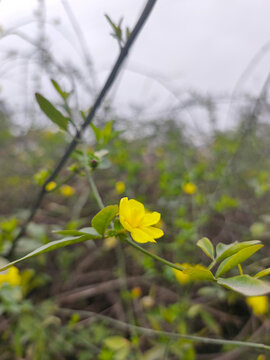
119,197,130,217
131,228,156,243
127,199,145,227
141,212,160,226
120,216,133,232
141,226,164,239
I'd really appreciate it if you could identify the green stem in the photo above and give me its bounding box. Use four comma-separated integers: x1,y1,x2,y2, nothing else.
88,172,105,210
82,144,104,210
208,259,216,271
125,237,184,271
238,263,243,275
60,308,270,351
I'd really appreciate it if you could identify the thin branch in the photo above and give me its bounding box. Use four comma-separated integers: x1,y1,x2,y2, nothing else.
7,0,158,258
59,308,270,351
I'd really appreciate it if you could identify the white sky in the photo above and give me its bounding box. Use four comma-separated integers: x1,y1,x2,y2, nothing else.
1,0,270,131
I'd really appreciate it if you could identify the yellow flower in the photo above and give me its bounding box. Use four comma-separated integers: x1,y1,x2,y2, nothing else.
45,181,57,192
131,286,142,299
246,296,268,316
0,266,21,287
115,181,125,194
173,263,191,285
182,182,197,195
60,185,75,197
119,197,164,243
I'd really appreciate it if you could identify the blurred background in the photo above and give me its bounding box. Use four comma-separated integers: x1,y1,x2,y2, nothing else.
1,1,270,359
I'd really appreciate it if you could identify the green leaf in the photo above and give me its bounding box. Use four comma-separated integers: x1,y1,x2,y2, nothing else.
103,121,113,144
254,267,270,279
55,227,100,237
104,336,130,351
90,123,102,142
197,237,215,260
183,264,215,281
51,79,69,100
215,244,263,278
55,230,87,236
217,275,270,296
216,240,261,262
91,205,119,236
0,233,101,272
35,93,69,131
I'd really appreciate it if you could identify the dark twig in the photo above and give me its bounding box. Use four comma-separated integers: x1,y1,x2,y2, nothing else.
7,0,158,258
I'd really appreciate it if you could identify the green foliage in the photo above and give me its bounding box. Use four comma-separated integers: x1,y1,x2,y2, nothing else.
217,275,270,296
35,93,69,131
183,265,215,281
51,79,70,100
3,79,270,358
196,237,215,260
0,231,101,271
215,244,263,277
105,14,130,47
91,205,119,236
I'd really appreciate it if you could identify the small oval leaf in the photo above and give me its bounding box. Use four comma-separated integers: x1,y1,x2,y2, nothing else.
218,275,270,296
91,205,119,236
216,240,262,263
254,267,270,279
216,244,263,278
35,93,69,131
197,237,215,260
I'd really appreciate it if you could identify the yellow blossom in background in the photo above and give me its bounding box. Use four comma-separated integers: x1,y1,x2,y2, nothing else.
141,295,155,308
115,181,125,194
103,236,118,250
246,296,268,316
0,266,21,288
119,197,164,243
45,181,57,192
173,263,191,285
131,286,142,299
182,182,197,195
60,184,75,197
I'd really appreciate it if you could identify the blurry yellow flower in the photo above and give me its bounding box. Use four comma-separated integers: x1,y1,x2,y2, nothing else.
103,236,118,250
131,286,142,299
246,296,268,316
60,185,75,197
173,263,191,285
45,181,57,192
182,182,197,195
141,295,155,308
115,181,125,194
0,266,21,287
119,197,164,243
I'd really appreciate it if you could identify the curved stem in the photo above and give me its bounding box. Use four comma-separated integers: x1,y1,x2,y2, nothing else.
60,308,270,351
125,236,184,271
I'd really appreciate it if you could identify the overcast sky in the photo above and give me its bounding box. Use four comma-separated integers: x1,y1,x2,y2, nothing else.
1,0,270,130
